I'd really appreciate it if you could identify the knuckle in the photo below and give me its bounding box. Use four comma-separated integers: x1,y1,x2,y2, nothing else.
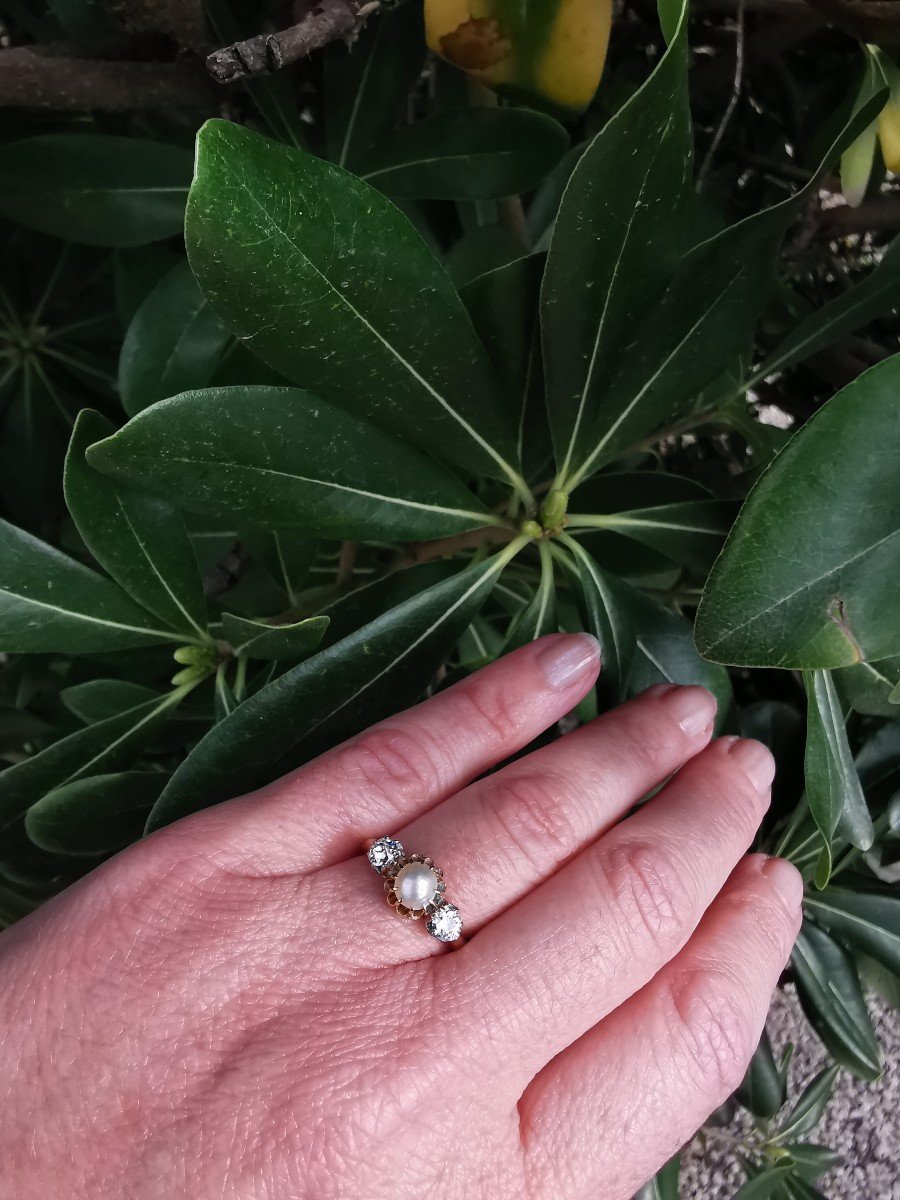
480,770,580,873
666,967,754,1095
704,755,769,837
603,702,684,784
597,838,695,955
454,674,520,745
340,725,444,807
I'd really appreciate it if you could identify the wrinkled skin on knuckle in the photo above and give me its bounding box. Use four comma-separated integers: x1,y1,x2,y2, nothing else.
478,768,580,873
336,723,447,817
454,671,522,745
595,838,697,960
663,966,755,1099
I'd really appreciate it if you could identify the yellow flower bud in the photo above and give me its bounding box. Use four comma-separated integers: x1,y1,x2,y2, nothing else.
424,0,612,113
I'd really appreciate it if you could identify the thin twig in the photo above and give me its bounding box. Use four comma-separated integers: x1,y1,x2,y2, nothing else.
698,0,746,190
206,0,378,83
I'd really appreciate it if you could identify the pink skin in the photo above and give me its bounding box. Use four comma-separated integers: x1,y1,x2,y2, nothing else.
0,633,802,1200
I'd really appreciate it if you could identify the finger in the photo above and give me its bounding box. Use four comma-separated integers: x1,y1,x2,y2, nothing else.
357,680,716,960
519,854,803,1200
452,735,776,1086
189,633,600,875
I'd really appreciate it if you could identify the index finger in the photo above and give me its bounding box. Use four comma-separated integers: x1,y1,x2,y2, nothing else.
190,633,601,876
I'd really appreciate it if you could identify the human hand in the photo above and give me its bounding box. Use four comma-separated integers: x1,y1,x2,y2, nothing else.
1,633,802,1200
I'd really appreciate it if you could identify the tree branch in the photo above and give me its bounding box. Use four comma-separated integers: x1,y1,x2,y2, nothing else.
206,0,377,83
0,46,216,112
818,196,900,236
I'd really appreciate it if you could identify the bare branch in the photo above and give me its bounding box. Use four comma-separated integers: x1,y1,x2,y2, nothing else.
0,46,216,112
206,0,377,84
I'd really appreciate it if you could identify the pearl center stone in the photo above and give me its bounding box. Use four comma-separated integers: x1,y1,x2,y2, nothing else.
393,862,440,910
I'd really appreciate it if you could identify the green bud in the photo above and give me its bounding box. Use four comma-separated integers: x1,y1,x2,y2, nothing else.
173,645,205,665
171,665,207,687
538,489,569,531
520,518,543,539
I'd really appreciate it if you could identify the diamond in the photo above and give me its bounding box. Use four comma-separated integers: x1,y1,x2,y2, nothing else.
426,903,462,942
367,836,404,874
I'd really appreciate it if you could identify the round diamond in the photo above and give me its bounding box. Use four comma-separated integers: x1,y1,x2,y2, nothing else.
367,837,404,874
427,903,462,942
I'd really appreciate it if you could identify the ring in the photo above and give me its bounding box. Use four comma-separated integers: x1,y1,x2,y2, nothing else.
367,836,463,943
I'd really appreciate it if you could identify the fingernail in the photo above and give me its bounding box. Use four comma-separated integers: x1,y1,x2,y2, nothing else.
538,633,601,690
664,685,718,737
728,738,776,792
762,857,804,910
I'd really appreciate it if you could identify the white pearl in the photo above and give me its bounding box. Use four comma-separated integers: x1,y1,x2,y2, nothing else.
393,863,439,910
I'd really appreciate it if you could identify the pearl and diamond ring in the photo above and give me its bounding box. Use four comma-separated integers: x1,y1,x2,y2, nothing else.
367,837,463,943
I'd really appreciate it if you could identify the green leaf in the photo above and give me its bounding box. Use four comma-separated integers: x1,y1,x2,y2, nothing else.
319,560,462,646
214,668,238,722
561,538,732,715
803,885,900,976
221,613,329,661
243,530,318,606
552,95,886,490
61,680,161,724
783,1143,842,1183
732,1168,793,1200
25,771,166,856
504,542,556,650
833,655,900,717
65,410,208,641
0,134,192,247
0,694,178,829
185,120,522,489
460,254,549,481
856,951,900,1009
118,260,230,416
145,548,519,830
633,1153,680,1200
86,386,494,542
792,920,881,1080
568,499,735,574
803,670,873,884
0,518,178,654
696,356,900,668
773,1064,840,1144
750,238,900,386
359,107,568,200
324,0,426,169
0,883,38,928
541,0,693,487
736,1030,785,1119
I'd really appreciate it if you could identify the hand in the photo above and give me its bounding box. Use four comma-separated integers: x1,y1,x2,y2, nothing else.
1,633,802,1200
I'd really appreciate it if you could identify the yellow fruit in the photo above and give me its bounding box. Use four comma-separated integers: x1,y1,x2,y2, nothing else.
878,102,900,172
425,0,612,113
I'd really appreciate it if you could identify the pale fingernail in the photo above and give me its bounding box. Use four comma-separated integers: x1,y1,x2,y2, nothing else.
538,633,601,690
728,738,776,792
762,856,804,910
664,685,717,737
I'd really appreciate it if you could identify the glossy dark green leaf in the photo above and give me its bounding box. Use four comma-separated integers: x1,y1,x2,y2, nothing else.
696,357,900,668
772,1064,839,1144
445,224,525,289
541,0,693,488
65,410,208,641
146,549,518,830
0,135,192,247
243,530,318,606
60,679,160,724
552,96,885,490
803,885,900,975
119,260,230,416
359,108,568,200
0,694,178,829
792,920,881,1080
324,0,425,169
0,518,178,653
833,655,900,717
221,613,329,661
185,120,522,488
25,771,166,856
0,706,50,754
736,1030,785,1119
87,386,494,542
319,560,462,647
783,1143,842,1183
460,254,549,481
803,669,873,885
561,538,732,716
749,238,900,386
732,1168,793,1200
568,499,735,574
634,1153,680,1200
856,952,900,1009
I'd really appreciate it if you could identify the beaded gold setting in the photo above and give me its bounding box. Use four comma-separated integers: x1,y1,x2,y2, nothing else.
367,837,463,943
